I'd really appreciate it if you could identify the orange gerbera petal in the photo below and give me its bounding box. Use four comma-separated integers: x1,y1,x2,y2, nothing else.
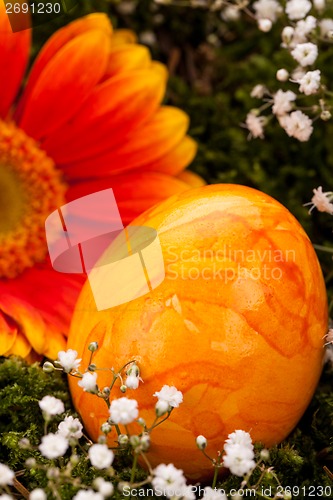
42,69,166,163
143,136,198,176
66,172,191,224
4,330,32,359
43,329,67,360
103,44,151,78
111,29,137,46
61,106,190,178
0,3,30,118
15,13,112,120
0,311,17,355
18,30,111,139
0,296,46,354
177,170,206,187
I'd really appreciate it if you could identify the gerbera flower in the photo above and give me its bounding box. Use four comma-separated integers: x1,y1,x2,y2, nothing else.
0,7,199,361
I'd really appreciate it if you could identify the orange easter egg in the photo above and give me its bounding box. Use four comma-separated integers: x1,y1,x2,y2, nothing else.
68,184,327,481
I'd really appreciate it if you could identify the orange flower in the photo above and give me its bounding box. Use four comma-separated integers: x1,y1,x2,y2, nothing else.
0,7,199,361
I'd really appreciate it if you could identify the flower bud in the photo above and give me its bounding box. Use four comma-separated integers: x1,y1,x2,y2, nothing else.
155,399,170,417
118,434,129,446
102,387,111,397
42,361,55,373
140,434,151,451
101,422,112,434
88,342,98,352
88,363,97,372
260,448,270,461
19,438,31,449
276,69,289,82
25,458,36,468
282,26,294,44
129,435,141,448
70,454,80,466
321,110,331,121
258,18,272,32
120,384,127,393
196,435,207,450
118,481,131,493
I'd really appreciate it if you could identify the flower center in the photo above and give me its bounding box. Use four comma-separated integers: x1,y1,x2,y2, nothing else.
0,120,66,279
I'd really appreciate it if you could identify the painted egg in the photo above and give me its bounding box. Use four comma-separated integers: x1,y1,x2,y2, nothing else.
68,184,327,481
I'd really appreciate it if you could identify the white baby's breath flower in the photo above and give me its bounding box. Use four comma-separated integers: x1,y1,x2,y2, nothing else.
109,397,139,425
57,349,81,373
258,18,272,32
78,372,98,393
253,0,282,22
224,430,254,451
94,477,114,497
73,490,103,500
0,463,14,486
245,112,266,139
298,70,321,95
276,68,289,81
38,396,65,418
202,487,228,500
294,16,317,40
57,415,83,441
223,444,256,476
250,84,267,98
39,433,68,459
319,18,333,38
281,110,313,141
29,489,47,500
272,90,296,116
304,186,333,214
291,66,306,81
88,444,114,469
154,385,183,408
152,463,186,499
285,0,311,21
291,43,318,67
125,375,140,389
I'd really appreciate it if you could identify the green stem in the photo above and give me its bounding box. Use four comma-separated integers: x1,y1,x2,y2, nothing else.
130,453,138,484
211,464,219,489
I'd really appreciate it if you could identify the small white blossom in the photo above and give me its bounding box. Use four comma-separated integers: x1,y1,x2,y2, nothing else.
29,489,47,500
319,18,333,38
276,68,289,81
304,186,333,214
109,397,139,425
139,31,157,46
78,372,98,393
0,495,13,500
291,43,318,67
94,477,114,497
258,18,272,32
294,16,317,40
245,112,266,139
125,375,140,389
0,463,14,486
281,110,313,141
202,487,228,500
38,396,65,418
73,490,103,500
298,70,321,95
39,433,68,459
223,444,256,476
88,444,114,469
253,0,282,22
250,84,267,99
285,0,311,21
291,66,306,81
57,349,81,373
152,464,186,499
57,416,83,440
224,430,254,451
272,90,296,116
153,385,183,408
